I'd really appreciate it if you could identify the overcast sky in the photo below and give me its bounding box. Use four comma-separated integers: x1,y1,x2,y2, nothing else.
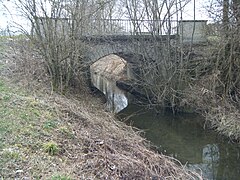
0,0,210,33
0,0,27,33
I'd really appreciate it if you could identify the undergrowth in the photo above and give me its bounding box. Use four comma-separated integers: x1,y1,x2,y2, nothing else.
0,37,202,179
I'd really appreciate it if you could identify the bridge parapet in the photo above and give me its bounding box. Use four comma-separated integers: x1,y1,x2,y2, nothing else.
83,19,178,36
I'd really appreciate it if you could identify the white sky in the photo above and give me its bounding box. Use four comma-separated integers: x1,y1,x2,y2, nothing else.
0,0,211,33
182,1,210,20
0,0,29,33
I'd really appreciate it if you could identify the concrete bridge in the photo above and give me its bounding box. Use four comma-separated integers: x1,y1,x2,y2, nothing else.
86,35,176,113
85,19,208,112
82,35,177,64
83,19,208,72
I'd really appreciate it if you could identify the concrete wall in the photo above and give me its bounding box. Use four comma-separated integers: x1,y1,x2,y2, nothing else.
179,20,207,43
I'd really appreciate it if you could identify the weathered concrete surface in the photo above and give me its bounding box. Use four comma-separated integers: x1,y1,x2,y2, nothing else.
179,20,207,43
82,35,175,64
90,54,129,113
90,54,127,80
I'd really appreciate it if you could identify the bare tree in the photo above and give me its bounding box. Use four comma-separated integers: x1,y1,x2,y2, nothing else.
13,0,120,92
222,0,229,36
121,0,194,112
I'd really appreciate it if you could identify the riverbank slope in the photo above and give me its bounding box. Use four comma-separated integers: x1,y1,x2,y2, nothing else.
0,38,201,179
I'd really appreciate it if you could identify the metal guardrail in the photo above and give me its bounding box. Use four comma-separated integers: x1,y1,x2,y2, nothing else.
83,19,178,36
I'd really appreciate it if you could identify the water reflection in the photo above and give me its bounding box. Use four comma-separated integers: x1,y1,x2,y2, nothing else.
119,105,240,180
188,144,219,179
91,73,128,113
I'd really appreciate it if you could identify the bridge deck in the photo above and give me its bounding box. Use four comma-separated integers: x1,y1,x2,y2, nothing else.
81,34,178,42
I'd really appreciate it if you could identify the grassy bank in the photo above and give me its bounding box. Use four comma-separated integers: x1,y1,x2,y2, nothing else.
0,38,201,179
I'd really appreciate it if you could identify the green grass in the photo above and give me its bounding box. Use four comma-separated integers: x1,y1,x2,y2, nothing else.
43,141,59,156
0,79,50,146
51,175,72,180
0,36,8,55
0,62,4,71
0,78,64,178
43,119,58,130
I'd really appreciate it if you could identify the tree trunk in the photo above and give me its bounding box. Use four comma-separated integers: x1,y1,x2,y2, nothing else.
222,0,229,37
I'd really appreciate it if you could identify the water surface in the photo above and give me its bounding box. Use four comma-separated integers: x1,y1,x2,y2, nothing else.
119,105,240,180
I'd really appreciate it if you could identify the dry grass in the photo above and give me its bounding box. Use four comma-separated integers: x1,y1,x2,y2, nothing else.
184,74,240,142
0,37,202,179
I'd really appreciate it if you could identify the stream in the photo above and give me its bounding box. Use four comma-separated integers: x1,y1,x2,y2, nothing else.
90,66,240,180
118,105,240,180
